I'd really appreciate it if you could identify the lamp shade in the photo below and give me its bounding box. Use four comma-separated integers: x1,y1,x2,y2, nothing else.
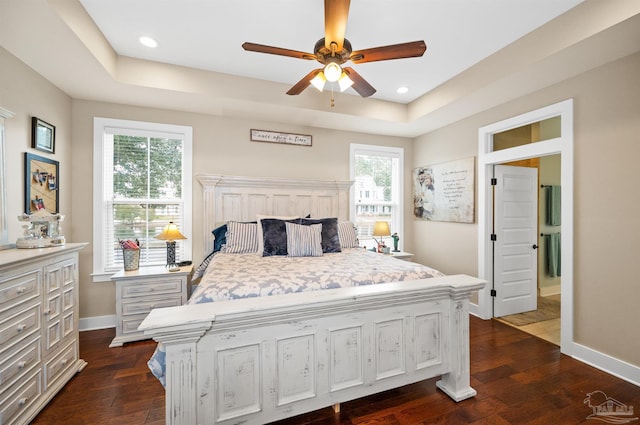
155,222,186,241
372,221,391,237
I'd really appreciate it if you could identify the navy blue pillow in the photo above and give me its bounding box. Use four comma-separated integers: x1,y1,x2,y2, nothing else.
261,218,301,256
300,217,341,253
211,224,228,253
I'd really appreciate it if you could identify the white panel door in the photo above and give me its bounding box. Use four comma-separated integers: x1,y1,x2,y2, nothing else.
493,165,538,317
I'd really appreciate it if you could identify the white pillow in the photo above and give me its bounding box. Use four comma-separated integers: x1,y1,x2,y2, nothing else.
286,222,323,257
337,221,359,248
256,214,299,255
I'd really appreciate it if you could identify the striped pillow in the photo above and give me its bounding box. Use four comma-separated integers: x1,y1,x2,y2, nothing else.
286,222,323,257
223,221,259,254
337,221,359,248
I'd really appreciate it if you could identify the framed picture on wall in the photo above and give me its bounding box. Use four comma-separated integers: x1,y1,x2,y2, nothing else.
31,117,56,154
24,152,59,214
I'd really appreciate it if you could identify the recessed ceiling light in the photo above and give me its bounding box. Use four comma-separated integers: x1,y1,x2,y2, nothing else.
396,86,409,94
139,36,158,48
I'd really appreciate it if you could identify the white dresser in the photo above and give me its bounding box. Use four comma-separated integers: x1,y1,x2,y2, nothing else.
109,265,192,348
0,243,87,425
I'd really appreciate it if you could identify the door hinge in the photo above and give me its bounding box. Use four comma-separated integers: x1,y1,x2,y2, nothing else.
490,233,497,241
491,178,497,186
490,289,497,297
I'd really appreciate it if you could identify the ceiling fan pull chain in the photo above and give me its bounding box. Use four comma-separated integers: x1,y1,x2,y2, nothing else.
331,86,335,107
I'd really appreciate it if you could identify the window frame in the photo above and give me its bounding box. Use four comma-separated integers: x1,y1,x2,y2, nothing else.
92,117,192,282
349,143,404,251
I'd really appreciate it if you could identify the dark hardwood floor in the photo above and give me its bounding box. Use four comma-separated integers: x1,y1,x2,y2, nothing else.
31,317,640,425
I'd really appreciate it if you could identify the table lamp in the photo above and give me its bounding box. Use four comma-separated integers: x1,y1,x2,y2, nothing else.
372,221,391,253
155,221,186,268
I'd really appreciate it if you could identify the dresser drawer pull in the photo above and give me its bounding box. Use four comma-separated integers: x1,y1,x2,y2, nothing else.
44,309,51,315
61,358,68,366
16,324,27,332
17,287,27,294
18,397,28,406
18,361,27,369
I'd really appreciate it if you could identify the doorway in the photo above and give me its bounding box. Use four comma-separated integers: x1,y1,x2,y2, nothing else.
473,99,574,356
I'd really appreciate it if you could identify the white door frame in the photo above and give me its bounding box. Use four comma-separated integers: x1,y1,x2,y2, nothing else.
474,99,574,356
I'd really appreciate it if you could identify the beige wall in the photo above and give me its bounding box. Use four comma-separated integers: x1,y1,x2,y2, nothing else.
0,48,73,246
413,51,640,366
70,100,413,318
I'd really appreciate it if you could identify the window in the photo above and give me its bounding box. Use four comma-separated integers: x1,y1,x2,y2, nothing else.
93,118,192,281
350,144,403,250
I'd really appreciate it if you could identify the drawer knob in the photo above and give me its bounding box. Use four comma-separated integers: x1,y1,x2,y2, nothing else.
16,324,27,332
61,358,68,366
18,361,26,369
17,287,26,294
18,397,28,406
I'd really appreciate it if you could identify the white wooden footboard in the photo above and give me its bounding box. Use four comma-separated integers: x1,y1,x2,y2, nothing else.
140,275,485,425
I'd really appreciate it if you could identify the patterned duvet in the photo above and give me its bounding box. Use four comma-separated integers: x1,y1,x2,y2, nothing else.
148,248,444,385
190,248,445,304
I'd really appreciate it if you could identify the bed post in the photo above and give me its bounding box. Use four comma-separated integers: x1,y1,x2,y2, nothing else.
436,293,477,402
145,324,211,425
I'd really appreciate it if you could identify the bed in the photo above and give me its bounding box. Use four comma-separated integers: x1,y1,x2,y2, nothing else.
139,175,485,425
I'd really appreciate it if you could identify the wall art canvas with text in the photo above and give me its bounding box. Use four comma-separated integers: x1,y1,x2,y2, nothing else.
413,157,475,223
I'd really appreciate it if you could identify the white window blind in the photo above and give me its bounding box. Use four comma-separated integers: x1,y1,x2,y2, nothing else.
93,118,192,281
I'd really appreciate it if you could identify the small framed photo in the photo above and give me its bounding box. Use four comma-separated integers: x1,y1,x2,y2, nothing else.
31,117,56,154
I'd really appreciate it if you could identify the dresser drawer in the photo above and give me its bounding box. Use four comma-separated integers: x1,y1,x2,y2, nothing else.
0,337,40,390
0,304,40,350
121,295,183,317
0,269,40,314
45,340,77,390
0,370,42,425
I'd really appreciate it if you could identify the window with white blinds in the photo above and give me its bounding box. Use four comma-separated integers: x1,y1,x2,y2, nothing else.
93,118,192,281
349,144,404,250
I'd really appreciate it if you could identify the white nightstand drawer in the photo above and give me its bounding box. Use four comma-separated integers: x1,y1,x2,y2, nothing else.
121,295,183,316
121,279,183,298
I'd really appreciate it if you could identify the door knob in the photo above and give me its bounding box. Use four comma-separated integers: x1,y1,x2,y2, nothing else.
532,244,539,249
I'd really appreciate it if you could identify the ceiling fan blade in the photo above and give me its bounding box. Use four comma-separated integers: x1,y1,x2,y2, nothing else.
242,42,316,60
350,40,427,64
324,0,350,51
286,68,323,95
343,67,376,97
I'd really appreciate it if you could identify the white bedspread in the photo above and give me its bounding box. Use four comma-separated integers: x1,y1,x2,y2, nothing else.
189,248,445,305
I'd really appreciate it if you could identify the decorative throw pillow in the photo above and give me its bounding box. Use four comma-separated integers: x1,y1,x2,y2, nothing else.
256,214,300,256
223,221,259,254
286,222,323,257
300,217,341,253
261,218,301,256
337,221,359,248
211,223,228,253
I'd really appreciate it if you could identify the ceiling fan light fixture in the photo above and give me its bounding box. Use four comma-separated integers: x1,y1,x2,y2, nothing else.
310,72,327,91
338,72,354,92
323,62,342,82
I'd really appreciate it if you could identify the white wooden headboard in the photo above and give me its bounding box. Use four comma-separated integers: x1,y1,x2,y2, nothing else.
196,175,354,253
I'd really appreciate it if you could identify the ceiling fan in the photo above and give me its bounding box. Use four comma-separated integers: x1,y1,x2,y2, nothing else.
242,0,427,99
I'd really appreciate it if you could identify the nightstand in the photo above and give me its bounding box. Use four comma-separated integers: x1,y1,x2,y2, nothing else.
109,265,192,347
387,251,414,261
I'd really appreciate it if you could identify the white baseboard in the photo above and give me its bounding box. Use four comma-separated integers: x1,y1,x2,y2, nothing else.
79,315,115,332
572,342,640,388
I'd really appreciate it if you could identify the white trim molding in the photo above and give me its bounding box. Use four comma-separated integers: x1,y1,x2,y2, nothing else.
572,343,640,388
